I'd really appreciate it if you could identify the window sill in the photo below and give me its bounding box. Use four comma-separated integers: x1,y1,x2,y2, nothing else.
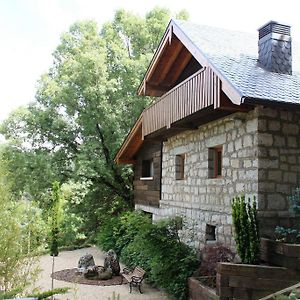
140,177,153,181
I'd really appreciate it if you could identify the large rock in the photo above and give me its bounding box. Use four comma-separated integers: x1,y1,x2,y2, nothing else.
98,267,113,280
83,265,98,279
77,254,95,274
104,249,120,276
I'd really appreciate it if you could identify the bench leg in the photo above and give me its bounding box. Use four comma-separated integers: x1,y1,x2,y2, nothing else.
129,282,132,293
138,284,143,294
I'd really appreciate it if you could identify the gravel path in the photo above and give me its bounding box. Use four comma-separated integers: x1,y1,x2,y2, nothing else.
34,246,170,300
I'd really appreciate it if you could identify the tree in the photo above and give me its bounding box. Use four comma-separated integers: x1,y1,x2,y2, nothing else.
0,8,189,237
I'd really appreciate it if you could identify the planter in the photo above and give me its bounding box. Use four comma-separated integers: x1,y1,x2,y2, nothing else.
217,262,300,300
261,238,300,270
188,277,218,300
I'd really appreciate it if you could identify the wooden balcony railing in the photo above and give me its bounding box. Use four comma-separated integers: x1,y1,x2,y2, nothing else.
142,67,221,138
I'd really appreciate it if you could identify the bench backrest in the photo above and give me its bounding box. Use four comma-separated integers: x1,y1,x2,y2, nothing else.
133,266,146,278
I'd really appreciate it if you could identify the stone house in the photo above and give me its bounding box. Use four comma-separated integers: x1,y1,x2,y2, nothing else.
115,20,300,249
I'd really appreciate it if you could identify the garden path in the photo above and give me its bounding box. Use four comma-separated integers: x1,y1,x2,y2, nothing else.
34,246,170,300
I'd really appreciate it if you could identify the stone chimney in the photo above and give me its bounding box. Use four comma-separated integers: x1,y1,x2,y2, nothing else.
258,21,292,74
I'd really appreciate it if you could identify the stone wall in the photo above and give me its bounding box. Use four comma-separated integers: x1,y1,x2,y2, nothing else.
136,105,300,249
257,106,300,237
154,109,259,249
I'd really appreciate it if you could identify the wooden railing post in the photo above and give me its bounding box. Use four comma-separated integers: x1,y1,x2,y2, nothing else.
143,67,221,137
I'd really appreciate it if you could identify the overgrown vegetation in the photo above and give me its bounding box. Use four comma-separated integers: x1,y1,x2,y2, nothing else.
275,186,300,244
194,243,234,287
0,7,188,245
96,211,198,300
0,160,40,294
232,195,260,264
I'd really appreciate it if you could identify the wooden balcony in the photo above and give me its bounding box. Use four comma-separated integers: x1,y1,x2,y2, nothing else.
142,67,221,139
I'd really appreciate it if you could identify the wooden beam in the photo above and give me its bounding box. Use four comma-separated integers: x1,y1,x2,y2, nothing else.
163,48,192,86
145,82,169,96
150,37,183,84
217,91,250,112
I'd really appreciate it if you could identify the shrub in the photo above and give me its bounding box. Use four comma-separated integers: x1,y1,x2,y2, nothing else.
198,243,234,277
288,186,300,215
97,213,198,300
0,163,39,293
232,195,260,264
96,215,122,252
275,226,300,244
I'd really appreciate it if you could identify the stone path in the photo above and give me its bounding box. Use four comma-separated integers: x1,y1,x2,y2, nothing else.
34,246,170,300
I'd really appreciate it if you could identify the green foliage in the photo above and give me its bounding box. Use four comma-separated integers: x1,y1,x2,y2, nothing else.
232,195,260,264
97,212,198,300
27,287,70,299
49,181,62,256
107,291,120,300
288,186,300,215
274,187,300,244
0,160,39,293
0,7,189,246
275,226,300,244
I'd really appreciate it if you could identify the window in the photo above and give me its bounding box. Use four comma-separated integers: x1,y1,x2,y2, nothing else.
205,224,216,241
208,147,222,178
175,154,185,180
141,159,154,178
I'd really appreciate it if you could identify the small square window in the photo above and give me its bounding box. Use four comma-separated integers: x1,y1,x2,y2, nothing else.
205,224,216,241
208,147,222,178
175,154,185,180
142,159,154,178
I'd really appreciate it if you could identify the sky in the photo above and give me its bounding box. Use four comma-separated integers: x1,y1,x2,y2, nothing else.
0,0,300,122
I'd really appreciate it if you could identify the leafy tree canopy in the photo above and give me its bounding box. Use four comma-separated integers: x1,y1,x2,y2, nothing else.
0,7,188,234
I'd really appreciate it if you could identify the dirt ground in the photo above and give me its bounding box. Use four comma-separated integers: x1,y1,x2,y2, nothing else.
34,246,170,300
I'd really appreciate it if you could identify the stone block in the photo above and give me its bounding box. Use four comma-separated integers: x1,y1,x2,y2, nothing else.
257,119,267,131
268,120,281,131
283,123,299,135
259,182,275,192
259,158,279,169
231,159,239,168
274,135,286,147
260,107,278,118
267,194,286,210
288,155,297,164
268,149,279,157
283,172,297,184
236,183,245,193
258,133,273,146
244,160,252,168
246,119,257,133
235,138,243,151
280,110,294,121
268,170,282,182
243,135,253,148
288,136,298,148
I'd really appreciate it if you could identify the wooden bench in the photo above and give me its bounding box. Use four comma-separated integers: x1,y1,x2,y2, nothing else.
121,266,146,293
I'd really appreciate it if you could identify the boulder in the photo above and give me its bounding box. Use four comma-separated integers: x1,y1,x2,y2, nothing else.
83,265,98,279
98,267,113,280
77,254,95,274
104,249,120,276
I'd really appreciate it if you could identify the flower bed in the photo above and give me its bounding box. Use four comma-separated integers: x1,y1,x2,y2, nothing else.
188,277,217,300
260,238,300,270
216,262,300,300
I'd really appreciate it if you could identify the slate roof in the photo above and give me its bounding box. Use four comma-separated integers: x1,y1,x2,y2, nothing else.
174,19,300,105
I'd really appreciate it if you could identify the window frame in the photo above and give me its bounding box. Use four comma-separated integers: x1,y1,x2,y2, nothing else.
140,159,154,180
208,146,223,179
175,153,185,180
214,147,222,178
